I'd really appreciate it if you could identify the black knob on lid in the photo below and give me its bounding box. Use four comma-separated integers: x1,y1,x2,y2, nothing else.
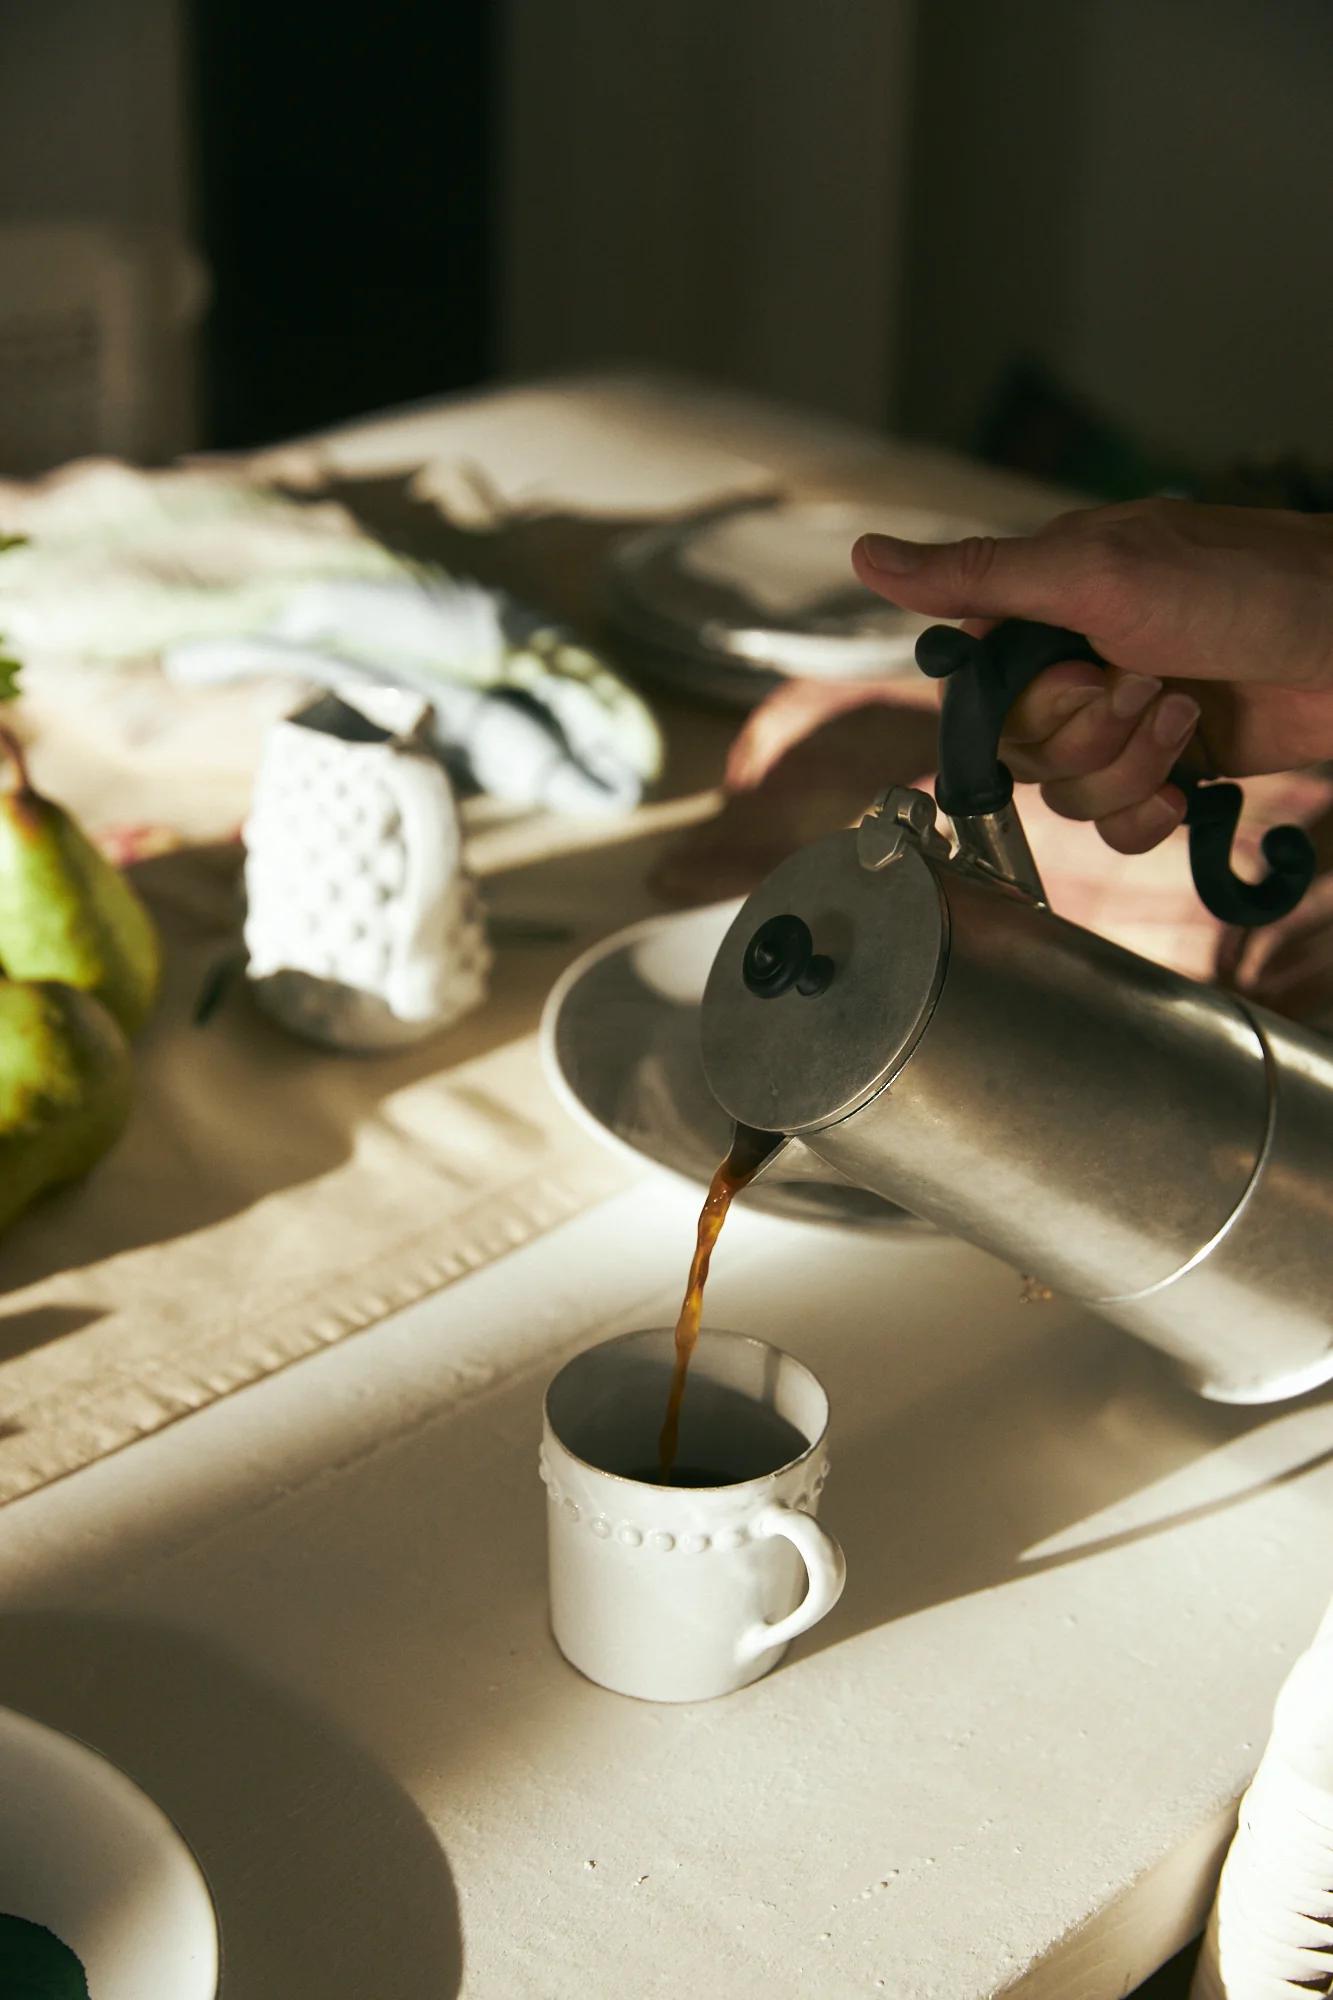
741,914,834,999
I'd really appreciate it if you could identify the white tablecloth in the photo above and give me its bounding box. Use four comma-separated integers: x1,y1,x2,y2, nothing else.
2,378,1330,1999
2,1175,1331,1999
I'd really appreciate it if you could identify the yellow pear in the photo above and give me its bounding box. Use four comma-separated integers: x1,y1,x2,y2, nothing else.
0,729,161,1036
0,978,133,1234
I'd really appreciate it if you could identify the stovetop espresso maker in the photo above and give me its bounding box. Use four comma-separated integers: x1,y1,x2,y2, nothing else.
700,618,1333,1404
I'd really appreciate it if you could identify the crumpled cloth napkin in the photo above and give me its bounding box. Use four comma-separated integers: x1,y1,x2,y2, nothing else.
0,459,662,814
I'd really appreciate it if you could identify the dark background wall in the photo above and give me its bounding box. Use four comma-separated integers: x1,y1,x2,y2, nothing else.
186,0,495,447
0,0,1329,477
899,0,1333,472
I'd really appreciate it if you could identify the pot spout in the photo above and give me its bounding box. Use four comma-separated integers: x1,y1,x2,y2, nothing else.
730,1123,863,1194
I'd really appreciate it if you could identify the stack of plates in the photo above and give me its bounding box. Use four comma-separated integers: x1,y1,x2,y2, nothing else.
606,498,989,707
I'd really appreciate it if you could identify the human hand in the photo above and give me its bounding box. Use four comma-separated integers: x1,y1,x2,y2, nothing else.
852,500,1333,854
650,680,940,905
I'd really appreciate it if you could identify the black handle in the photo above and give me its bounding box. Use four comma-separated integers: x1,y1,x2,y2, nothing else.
916,617,1316,930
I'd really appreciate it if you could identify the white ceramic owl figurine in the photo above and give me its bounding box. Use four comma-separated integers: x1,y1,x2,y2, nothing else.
242,691,490,1050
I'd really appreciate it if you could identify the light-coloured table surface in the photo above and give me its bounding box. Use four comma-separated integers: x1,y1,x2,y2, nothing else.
2,375,1331,2000
3,1181,1332,2000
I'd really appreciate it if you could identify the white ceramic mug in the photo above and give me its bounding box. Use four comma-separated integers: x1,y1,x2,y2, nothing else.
541,1327,846,1702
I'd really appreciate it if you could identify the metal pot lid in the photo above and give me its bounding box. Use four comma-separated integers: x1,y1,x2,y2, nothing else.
700,828,948,1135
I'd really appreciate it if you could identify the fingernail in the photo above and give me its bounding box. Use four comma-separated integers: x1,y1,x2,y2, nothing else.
858,533,924,574
1152,692,1201,748
1050,684,1105,722
1109,673,1162,720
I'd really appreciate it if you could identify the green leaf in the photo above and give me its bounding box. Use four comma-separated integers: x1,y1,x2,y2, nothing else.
0,534,27,555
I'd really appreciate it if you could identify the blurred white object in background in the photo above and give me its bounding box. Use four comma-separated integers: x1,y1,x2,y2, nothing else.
0,457,662,816
1191,1596,1333,1997
0,223,208,473
242,691,490,1052
169,574,661,813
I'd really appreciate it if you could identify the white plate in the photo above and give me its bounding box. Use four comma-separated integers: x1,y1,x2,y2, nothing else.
606,500,992,707
540,903,912,1229
0,1706,218,1999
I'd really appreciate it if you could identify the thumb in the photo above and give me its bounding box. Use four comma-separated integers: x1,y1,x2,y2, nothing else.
852,524,1103,632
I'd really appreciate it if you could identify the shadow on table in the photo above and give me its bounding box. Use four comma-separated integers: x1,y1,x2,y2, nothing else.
367,1309,1330,1707
795,1321,1333,1662
306,470,648,635
0,812,699,1307
12,1230,1330,1759
275,467,746,813
0,1611,464,2000
3,1268,1326,1987
0,1304,106,1367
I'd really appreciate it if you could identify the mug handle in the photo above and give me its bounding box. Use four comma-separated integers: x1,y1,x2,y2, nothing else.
735,1502,847,1666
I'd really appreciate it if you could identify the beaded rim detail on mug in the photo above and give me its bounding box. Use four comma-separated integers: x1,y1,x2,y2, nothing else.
539,1452,830,1553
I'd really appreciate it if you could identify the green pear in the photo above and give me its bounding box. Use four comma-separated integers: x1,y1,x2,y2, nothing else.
0,730,161,1036
0,978,133,1234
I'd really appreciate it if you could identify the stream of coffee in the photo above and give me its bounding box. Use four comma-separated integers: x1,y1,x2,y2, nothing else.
656,1124,778,1480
